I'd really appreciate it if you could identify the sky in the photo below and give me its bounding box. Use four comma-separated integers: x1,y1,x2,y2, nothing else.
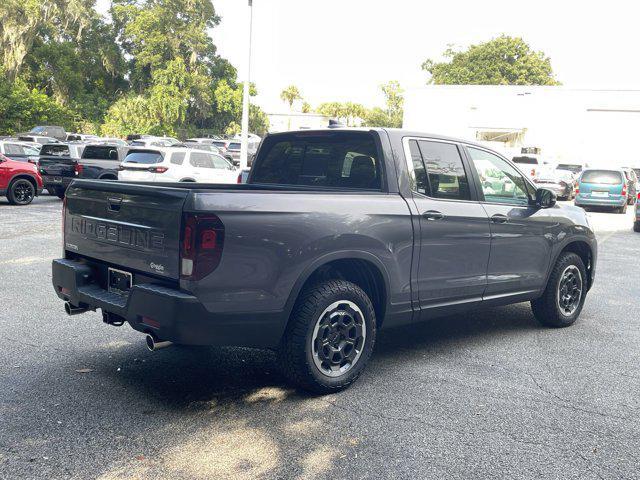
97,0,640,112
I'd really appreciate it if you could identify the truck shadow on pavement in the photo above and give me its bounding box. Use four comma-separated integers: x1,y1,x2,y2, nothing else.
9,303,545,479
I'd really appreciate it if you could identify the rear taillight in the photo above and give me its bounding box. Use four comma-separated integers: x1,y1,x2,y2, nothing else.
622,184,627,197
74,163,83,176
637,192,640,201
148,166,168,173
575,187,579,194
531,168,536,177
180,213,224,281
62,195,67,252
237,172,242,184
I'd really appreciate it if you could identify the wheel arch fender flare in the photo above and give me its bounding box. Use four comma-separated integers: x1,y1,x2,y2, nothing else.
546,234,596,290
283,250,392,321
8,173,38,190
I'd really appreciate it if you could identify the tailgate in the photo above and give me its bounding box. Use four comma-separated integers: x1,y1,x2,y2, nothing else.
64,180,190,279
39,156,76,177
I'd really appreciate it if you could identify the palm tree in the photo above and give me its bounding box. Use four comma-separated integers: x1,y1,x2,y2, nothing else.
280,85,302,110
280,85,302,129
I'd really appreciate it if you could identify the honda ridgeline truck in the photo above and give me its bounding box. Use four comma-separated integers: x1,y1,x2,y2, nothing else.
52,129,597,393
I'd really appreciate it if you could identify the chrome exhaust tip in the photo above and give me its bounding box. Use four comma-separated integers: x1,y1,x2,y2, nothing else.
65,301,88,316
145,334,172,352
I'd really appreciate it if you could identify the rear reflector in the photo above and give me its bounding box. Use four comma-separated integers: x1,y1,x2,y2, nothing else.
180,214,224,281
148,166,169,173
74,163,83,176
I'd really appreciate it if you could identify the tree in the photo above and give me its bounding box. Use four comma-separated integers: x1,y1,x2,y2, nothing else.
317,102,366,127
363,81,404,128
301,101,312,113
422,35,560,86
280,85,302,109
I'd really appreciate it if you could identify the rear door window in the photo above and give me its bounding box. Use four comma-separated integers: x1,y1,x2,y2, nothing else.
251,132,381,190
170,152,186,165
581,170,622,184
417,140,470,200
124,151,164,164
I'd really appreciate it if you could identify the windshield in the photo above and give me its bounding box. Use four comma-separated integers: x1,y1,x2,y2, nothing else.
580,170,623,184
41,145,71,157
124,151,163,164
83,146,119,160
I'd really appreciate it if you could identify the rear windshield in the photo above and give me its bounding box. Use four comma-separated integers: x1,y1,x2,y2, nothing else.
581,170,622,184
41,145,71,157
228,142,241,150
512,156,538,165
83,145,119,160
124,151,163,164
251,132,381,190
557,164,582,174
212,141,227,148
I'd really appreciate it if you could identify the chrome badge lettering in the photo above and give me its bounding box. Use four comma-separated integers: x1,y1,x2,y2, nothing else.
70,216,165,251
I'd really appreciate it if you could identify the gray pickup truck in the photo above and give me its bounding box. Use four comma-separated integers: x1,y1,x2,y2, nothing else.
52,129,597,393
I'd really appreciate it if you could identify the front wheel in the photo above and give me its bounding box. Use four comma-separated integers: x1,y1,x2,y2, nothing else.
531,252,587,328
7,179,35,205
277,280,377,394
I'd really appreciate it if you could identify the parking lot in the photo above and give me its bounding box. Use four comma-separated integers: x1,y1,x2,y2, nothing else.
1,195,638,479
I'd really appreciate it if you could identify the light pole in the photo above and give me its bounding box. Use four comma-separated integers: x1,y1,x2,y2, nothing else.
239,0,253,170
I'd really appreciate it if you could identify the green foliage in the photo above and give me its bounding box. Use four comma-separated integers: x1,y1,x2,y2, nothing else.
0,0,269,138
422,35,560,86
362,81,403,128
317,102,367,126
280,85,302,109
0,73,77,134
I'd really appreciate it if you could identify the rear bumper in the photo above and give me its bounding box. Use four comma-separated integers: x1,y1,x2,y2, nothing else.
52,258,286,348
575,195,626,207
42,176,74,190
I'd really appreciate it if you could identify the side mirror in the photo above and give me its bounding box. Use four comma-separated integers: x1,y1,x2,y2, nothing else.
535,188,556,209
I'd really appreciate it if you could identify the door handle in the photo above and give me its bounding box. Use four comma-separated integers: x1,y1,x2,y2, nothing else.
490,214,508,224
107,196,122,212
422,210,444,221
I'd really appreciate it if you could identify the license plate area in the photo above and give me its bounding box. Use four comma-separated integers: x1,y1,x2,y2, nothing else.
108,268,132,295
591,191,609,197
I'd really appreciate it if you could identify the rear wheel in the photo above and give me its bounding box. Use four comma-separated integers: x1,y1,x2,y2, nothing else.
531,252,587,328
7,179,35,205
634,221,640,233
54,186,66,199
619,204,628,214
278,280,376,394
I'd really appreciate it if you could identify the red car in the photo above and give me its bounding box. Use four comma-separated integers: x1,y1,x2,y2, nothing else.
0,152,43,205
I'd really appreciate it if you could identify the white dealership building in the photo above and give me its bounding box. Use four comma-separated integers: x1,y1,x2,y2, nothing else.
403,85,640,168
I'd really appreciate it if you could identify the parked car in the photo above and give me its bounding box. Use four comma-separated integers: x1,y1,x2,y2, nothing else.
24,125,67,141
96,138,129,147
533,168,575,200
66,133,101,142
622,168,638,205
184,143,221,154
38,143,86,198
512,155,548,179
118,147,239,184
0,153,43,205
17,135,60,145
0,140,41,163
53,128,597,393
575,168,629,213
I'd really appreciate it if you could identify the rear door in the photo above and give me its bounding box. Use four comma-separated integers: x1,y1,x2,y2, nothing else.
64,181,189,279
38,144,77,180
405,139,491,316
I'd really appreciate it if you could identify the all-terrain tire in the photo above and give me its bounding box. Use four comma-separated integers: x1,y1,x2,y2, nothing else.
531,252,587,328
277,280,377,394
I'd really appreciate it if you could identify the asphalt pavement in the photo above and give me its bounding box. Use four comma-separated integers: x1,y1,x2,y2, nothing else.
1,194,639,479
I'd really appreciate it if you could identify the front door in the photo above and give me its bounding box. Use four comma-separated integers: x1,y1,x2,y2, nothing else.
465,146,555,301
406,139,491,318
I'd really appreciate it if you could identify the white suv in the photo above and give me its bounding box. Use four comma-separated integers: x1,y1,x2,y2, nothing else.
118,148,239,184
